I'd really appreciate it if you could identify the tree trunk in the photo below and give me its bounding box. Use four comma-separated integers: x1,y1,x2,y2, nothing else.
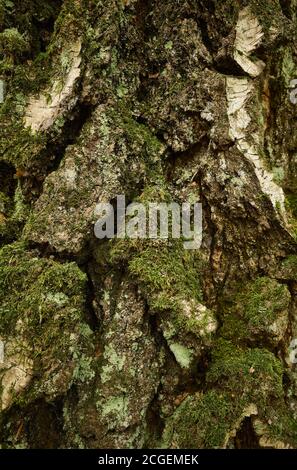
0,0,297,449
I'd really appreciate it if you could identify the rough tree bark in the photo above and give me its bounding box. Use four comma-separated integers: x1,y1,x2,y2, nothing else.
0,0,297,449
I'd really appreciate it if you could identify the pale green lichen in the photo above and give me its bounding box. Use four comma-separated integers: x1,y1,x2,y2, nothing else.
72,354,95,384
281,47,297,88
101,395,129,420
168,343,194,369
100,345,125,384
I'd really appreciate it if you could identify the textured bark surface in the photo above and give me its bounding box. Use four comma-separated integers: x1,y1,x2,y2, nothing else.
1,0,297,449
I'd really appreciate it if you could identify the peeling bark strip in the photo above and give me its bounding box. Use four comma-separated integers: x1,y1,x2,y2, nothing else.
226,76,286,212
234,7,265,77
25,40,82,132
0,0,297,449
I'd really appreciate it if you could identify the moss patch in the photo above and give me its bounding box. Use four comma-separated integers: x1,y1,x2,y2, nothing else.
162,390,245,448
163,340,297,448
207,339,283,400
0,241,95,407
221,277,290,346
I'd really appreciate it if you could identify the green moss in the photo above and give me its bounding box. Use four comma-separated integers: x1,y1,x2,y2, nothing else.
0,217,22,247
0,241,95,406
109,106,165,184
207,339,284,402
0,93,47,167
13,181,29,220
0,27,29,66
268,408,297,444
0,181,31,247
163,340,297,447
249,0,286,35
107,162,210,338
284,194,297,239
0,191,11,215
113,237,205,329
281,47,297,88
0,241,86,334
286,194,297,218
163,336,295,448
281,255,297,279
162,390,244,448
238,277,289,326
109,232,217,350
221,277,290,344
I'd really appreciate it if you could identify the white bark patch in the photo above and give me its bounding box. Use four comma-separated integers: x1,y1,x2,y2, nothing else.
0,79,6,103
25,40,82,132
226,77,253,115
0,340,33,410
226,76,285,212
0,340,4,363
234,7,265,77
